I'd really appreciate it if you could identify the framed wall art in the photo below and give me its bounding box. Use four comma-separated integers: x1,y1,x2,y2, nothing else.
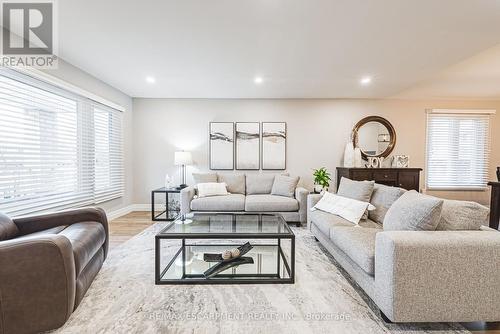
209,122,234,170
262,122,286,170
235,122,260,170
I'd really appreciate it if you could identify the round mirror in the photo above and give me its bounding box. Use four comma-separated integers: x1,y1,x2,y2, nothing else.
353,116,396,159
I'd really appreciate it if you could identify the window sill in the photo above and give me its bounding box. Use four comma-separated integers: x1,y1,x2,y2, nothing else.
425,187,488,192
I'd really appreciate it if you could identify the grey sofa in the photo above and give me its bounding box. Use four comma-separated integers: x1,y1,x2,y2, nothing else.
307,185,500,323
180,173,308,226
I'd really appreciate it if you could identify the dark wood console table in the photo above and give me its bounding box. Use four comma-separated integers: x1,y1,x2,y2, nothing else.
488,182,500,230
336,167,422,191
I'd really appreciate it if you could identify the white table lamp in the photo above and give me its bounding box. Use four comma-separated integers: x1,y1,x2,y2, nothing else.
174,151,192,188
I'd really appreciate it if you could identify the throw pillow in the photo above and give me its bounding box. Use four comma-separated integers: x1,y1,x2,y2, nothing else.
383,190,443,231
313,192,376,225
197,183,228,198
368,183,407,224
337,177,375,203
246,173,290,195
217,173,245,194
271,175,300,198
246,174,276,194
436,199,489,230
192,172,217,185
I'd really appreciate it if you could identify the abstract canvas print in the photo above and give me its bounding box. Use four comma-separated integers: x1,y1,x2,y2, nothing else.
235,122,260,170
262,122,286,170
209,122,234,170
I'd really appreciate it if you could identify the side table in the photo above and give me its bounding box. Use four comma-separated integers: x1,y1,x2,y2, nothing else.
151,187,181,221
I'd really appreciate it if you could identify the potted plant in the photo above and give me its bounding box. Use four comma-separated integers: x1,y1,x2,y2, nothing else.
313,167,331,193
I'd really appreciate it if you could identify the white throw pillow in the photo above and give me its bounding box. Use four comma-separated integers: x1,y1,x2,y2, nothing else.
312,192,375,225
197,183,229,198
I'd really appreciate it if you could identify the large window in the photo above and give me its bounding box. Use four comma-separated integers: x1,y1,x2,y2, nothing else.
0,69,123,216
426,110,492,190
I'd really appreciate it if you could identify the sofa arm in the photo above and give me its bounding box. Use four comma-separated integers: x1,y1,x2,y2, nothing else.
374,230,500,322
0,235,76,333
13,207,109,258
307,193,322,230
180,186,196,215
295,187,309,226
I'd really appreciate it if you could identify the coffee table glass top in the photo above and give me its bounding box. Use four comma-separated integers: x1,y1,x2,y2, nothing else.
158,213,293,236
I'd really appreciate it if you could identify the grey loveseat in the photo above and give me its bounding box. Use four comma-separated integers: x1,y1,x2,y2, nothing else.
308,183,500,323
180,173,308,226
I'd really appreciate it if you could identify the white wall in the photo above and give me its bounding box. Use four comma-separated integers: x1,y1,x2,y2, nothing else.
132,98,500,205
44,60,134,213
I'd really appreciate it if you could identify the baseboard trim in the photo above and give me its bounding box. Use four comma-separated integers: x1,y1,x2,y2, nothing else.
107,204,150,220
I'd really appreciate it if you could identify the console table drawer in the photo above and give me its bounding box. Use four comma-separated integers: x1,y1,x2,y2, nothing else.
350,170,373,181
336,167,422,191
372,171,398,182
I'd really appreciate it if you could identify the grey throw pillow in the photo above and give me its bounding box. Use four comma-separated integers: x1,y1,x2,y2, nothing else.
271,175,300,198
192,172,217,185
436,199,489,230
369,184,407,224
217,173,245,194
383,190,443,231
246,174,275,195
337,177,375,203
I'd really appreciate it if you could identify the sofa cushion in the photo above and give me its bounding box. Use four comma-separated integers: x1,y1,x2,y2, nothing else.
246,174,275,195
17,225,68,239
190,194,245,211
310,210,353,236
384,190,443,231
369,184,406,224
193,172,217,185
217,173,245,194
436,199,489,230
271,175,300,198
337,177,375,203
0,212,19,241
330,225,380,275
58,222,106,276
245,195,299,212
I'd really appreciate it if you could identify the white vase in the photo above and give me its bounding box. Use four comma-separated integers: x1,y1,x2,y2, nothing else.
343,141,354,167
354,148,363,167
314,184,323,193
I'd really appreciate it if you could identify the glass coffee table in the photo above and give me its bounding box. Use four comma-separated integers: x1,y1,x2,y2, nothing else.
155,213,295,284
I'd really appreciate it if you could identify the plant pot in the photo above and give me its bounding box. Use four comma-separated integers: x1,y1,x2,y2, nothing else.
314,184,323,193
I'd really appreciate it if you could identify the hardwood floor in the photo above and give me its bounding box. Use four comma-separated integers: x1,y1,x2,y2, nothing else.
109,211,154,249
109,211,500,333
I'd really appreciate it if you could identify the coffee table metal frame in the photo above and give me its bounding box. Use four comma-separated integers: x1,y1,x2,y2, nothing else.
155,214,295,285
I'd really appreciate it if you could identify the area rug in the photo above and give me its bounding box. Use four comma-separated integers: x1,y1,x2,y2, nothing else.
53,222,468,334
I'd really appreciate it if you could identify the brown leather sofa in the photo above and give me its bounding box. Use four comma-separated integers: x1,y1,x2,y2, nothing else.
0,207,108,334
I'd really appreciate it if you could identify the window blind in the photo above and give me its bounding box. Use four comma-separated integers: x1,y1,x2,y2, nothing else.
0,69,123,216
426,111,491,190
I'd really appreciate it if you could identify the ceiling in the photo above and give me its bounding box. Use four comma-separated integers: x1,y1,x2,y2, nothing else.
58,0,500,99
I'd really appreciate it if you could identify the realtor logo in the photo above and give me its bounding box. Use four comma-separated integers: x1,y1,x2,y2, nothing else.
0,0,57,68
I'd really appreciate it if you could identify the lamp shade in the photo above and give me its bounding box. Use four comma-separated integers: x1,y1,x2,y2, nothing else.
174,151,193,166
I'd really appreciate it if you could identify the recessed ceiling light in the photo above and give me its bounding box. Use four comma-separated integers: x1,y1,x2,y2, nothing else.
360,76,372,85
254,76,264,84
146,76,156,84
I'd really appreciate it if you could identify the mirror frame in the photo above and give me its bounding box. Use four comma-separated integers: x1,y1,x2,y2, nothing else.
352,116,396,159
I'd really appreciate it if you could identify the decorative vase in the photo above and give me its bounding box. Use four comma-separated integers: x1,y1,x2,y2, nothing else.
165,174,172,189
343,141,354,167
354,148,363,168
314,184,323,193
